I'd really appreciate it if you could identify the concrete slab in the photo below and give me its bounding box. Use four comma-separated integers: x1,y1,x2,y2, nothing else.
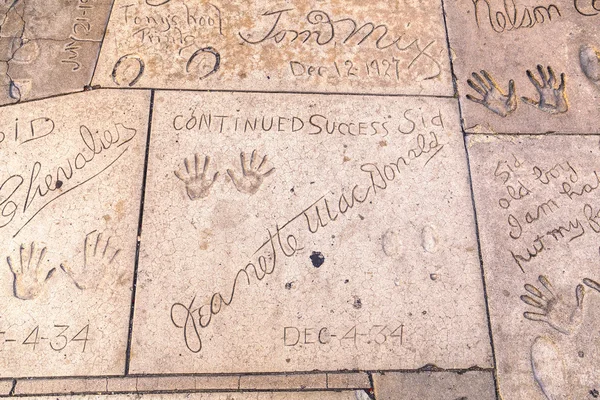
93,0,452,95
129,90,491,374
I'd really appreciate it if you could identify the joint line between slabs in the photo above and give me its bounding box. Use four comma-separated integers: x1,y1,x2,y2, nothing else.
461,134,502,400
88,0,117,85
438,0,501,397
124,89,155,375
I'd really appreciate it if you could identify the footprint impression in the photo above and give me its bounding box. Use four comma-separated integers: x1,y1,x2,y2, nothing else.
580,45,600,84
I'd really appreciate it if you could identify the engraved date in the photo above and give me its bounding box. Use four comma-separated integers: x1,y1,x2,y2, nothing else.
0,324,91,353
291,58,406,81
283,323,404,347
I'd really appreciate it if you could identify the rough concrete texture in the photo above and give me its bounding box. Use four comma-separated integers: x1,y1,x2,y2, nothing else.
2,0,600,399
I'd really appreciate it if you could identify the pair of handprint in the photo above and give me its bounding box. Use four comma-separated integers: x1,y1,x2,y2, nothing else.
6,231,121,300
174,150,275,200
466,65,568,117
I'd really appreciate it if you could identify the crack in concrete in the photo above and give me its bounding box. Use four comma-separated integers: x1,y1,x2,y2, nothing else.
0,0,105,103
1,0,27,102
0,0,19,37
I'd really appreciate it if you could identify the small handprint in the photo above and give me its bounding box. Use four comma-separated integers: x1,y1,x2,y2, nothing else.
521,65,568,114
7,242,56,300
466,70,517,117
174,154,219,200
227,150,275,195
520,275,584,335
60,230,121,290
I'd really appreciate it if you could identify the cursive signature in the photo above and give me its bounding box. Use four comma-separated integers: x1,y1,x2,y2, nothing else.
0,123,137,237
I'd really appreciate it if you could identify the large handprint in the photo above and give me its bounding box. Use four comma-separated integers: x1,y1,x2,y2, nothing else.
521,65,568,114
7,242,56,300
466,70,517,117
174,154,219,200
60,230,121,290
227,150,275,195
520,275,584,335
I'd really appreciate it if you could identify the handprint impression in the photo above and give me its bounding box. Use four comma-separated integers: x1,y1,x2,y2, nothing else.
520,275,584,335
227,150,275,195
521,276,600,400
466,70,517,117
7,243,56,300
174,154,219,200
60,230,121,290
521,65,568,114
